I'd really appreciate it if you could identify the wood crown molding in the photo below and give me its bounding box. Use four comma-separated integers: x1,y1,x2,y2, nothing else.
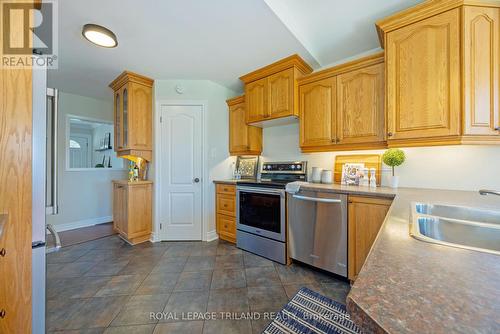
239,54,313,84
375,0,500,47
297,51,385,86
226,95,245,106
109,71,154,90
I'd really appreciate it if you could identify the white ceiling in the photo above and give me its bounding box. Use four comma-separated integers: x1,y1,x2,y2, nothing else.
48,0,421,100
264,0,422,67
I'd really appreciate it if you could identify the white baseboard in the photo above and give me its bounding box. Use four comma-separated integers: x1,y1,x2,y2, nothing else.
206,230,219,242
150,232,160,243
50,216,113,233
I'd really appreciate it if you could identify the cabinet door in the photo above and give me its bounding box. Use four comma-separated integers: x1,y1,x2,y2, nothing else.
113,184,126,234
348,196,392,280
268,68,294,118
229,102,249,153
229,101,262,155
121,85,129,149
245,78,268,123
299,77,336,148
128,82,152,150
114,90,121,151
337,63,385,144
127,184,151,238
386,9,461,140
463,6,500,136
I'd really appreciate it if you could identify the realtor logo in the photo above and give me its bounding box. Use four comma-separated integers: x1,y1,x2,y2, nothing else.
1,0,58,68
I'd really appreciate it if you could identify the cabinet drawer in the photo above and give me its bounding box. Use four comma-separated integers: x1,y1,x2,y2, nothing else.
216,184,236,195
217,194,236,217
217,214,236,237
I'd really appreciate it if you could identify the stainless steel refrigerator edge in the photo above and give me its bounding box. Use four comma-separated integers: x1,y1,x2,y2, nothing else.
32,58,61,333
32,62,47,334
287,190,348,277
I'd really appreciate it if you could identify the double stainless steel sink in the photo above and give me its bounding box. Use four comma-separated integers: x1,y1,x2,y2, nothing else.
410,203,500,255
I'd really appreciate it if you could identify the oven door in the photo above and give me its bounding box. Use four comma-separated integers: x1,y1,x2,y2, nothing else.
236,186,286,242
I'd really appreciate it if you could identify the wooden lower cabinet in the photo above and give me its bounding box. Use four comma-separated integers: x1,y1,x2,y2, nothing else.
112,180,152,245
215,184,237,243
348,196,393,280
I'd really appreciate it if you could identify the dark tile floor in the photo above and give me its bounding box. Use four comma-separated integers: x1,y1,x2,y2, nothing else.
46,236,350,334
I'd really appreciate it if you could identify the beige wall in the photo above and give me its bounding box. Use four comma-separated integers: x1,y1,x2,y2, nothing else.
262,123,500,191
153,80,237,241
47,92,127,231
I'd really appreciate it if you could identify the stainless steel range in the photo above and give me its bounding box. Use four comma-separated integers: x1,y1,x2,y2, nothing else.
236,161,307,264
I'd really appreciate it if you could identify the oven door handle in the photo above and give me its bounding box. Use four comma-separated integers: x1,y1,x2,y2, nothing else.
292,194,342,204
237,186,285,196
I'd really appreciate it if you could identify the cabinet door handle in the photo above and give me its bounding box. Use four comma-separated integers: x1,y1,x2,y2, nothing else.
0,309,5,318
0,248,5,257
387,132,393,137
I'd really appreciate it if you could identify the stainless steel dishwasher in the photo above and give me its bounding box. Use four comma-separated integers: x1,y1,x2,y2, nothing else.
287,189,348,277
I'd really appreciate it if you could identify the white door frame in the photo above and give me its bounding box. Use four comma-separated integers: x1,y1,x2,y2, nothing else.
154,100,209,242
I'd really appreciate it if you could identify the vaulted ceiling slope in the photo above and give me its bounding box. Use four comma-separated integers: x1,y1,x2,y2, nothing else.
48,0,421,100
264,0,422,67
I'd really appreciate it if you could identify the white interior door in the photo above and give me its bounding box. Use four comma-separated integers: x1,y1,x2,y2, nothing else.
159,104,203,240
69,135,91,168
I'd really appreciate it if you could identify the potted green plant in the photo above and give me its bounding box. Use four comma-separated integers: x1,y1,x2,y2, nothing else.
382,148,406,188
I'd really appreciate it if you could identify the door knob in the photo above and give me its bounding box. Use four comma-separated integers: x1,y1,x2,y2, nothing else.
0,309,5,318
193,178,200,183
0,248,5,257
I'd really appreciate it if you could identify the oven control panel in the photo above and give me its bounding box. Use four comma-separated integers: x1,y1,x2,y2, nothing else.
261,161,307,174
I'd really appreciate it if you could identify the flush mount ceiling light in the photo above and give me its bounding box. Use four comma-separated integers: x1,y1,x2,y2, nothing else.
82,24,118,48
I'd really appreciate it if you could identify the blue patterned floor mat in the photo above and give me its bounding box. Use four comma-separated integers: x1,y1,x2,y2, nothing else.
263,287,361,334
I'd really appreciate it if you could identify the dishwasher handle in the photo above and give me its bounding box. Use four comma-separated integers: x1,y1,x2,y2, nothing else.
292,194,342,204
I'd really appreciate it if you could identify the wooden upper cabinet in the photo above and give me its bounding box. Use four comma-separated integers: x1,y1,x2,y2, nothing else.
240,55,313,125
298,52,386,152
268,68,295,118
463,6,500,136
227,96,262,155
385,9,461,141
245,78,268,123
378,1,500,146
337,62,385,145
299,77,336,148
109,71,154,161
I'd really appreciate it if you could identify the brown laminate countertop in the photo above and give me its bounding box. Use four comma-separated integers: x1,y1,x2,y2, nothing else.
214,179,500,333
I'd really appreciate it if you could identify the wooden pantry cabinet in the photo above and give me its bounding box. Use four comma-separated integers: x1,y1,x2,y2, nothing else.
112,180,152,245
215,184,237,243
348,196,393,281
298,52,386,152
227,96,262,155
109,71,154,161
377,1,500,147
240,55,313,125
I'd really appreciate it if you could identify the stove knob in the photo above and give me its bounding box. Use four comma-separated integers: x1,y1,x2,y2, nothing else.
291,165,295,169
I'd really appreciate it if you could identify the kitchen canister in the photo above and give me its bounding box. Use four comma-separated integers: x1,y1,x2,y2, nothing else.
321,170,333,184
311,167,323,183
